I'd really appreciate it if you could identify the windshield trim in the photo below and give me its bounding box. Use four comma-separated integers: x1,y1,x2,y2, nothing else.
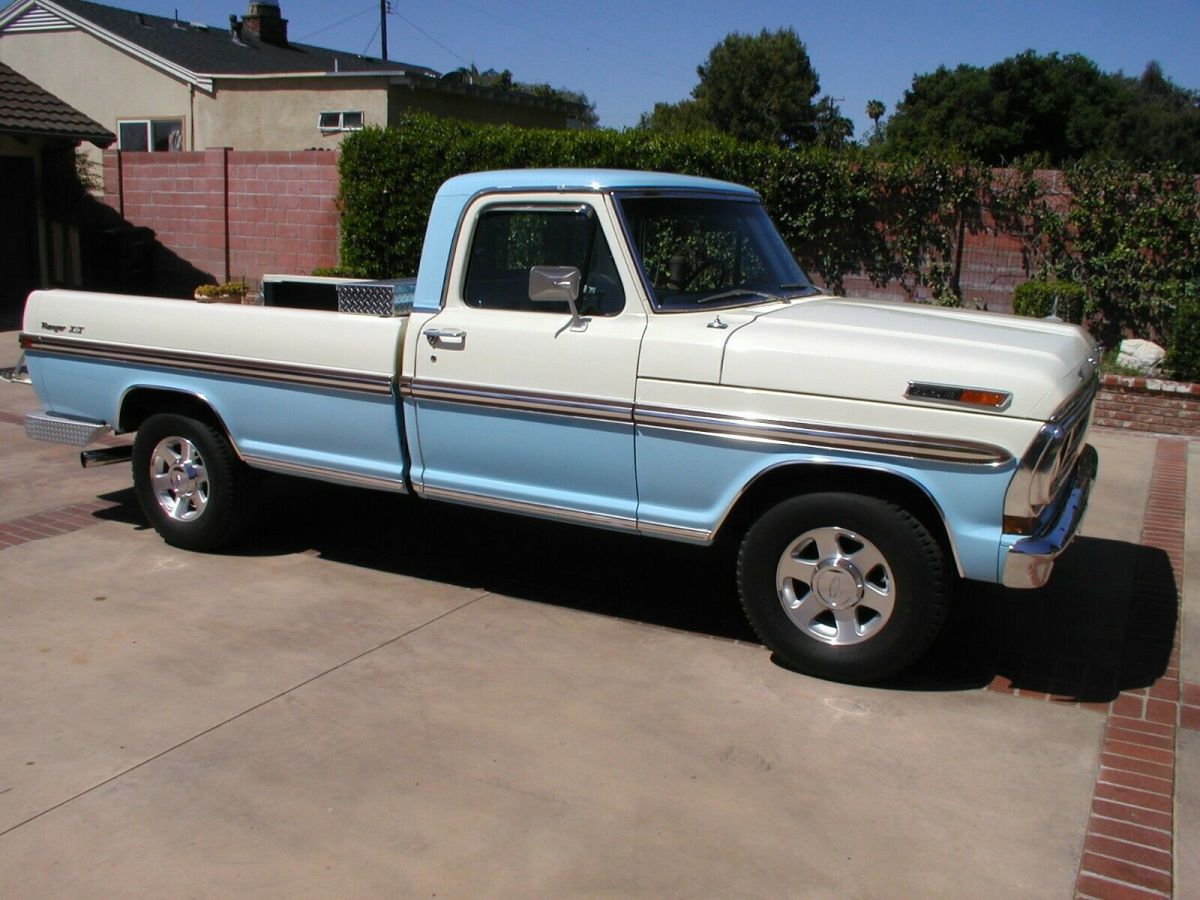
611,190,813,314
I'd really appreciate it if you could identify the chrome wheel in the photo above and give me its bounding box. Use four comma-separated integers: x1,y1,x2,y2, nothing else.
776,525,895,646
133,413,256,552
739,493,950,683
149,435,209,521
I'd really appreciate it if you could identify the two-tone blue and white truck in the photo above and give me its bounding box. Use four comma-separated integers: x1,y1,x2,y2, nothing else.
9,169,1099,682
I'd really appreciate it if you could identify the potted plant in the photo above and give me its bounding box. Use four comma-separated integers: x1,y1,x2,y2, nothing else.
194,281,247,304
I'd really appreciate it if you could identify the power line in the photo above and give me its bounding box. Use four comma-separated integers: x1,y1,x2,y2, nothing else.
363,20,381,56
393,11,471,66
460,0,685,83
293,3,377,43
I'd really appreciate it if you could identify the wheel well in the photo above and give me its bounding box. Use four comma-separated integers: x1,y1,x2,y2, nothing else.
716,463,955,566
119,388,230,441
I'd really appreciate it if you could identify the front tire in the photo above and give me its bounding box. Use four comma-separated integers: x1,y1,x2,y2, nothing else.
132,413,255,552
737,493,951,683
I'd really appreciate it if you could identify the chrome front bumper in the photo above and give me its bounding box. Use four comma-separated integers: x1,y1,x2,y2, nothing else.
1002,443,1098,589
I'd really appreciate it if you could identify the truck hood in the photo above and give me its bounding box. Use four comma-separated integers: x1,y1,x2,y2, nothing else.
720,297,1097,420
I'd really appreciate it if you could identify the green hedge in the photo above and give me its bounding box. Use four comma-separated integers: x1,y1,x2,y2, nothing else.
1011,279,1085,322
337,116,1200,363
337,115,984,301
1166,281,1200,381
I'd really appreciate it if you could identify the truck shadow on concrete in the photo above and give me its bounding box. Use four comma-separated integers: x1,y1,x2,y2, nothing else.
97,478,1176,700
905,536,1177,701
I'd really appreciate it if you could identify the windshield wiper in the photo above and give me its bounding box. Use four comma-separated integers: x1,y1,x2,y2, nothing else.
778,282,821,297
696,288,786,305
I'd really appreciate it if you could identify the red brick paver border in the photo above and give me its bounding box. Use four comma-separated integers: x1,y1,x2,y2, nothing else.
1075,438,1187,899
0,500,117,550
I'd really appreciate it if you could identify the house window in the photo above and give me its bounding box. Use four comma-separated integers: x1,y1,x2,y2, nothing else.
118,119,183,152
319,111,364,133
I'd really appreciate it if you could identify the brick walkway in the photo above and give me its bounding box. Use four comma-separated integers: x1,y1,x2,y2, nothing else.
1075,438,1193,900
0,499,118,550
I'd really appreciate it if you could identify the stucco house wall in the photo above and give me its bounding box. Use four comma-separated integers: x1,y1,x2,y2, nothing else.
197,77,391,151
0,30,393,159
0,27,191,167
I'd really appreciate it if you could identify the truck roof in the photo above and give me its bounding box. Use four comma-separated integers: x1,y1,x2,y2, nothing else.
436,169,759,198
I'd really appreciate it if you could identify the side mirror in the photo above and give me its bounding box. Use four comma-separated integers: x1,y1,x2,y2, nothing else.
529,266,584,328
529,265,581,304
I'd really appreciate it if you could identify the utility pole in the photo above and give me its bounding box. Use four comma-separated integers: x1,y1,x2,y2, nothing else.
380,0,388,60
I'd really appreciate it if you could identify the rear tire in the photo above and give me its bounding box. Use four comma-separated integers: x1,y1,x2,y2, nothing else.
132,413,255,552
737,492,951,683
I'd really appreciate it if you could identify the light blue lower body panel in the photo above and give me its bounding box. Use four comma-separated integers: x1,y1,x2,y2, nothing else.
411,400,638,523
27,353,408,488
634,426,1016,583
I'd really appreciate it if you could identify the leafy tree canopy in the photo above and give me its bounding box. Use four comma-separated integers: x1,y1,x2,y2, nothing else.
693,28,820,145
637,28,850,148
881,51,1200,169
635,99,714,134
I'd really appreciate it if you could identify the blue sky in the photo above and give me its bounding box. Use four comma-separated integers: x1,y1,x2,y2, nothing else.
98,0,1200,137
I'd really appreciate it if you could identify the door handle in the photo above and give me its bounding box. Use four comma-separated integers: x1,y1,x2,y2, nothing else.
424,327,466,348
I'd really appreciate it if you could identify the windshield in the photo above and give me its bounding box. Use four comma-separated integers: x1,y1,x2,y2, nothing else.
617,194,818,311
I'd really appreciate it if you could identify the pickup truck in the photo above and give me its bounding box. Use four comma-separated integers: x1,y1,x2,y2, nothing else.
10,169,1099,683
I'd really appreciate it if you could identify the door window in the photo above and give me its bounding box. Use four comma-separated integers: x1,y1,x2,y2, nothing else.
463,206,625,316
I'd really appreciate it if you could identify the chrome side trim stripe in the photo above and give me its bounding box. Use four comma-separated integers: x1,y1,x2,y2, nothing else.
404,378,632,423
420,484,638,532
242,455,409,493
637,520,713,544
420,484,713,545
636,405,1010,465
22,334,394,397
402,379,1010,466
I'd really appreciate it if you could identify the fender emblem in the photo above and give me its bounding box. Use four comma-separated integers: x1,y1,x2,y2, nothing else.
40,322,83,334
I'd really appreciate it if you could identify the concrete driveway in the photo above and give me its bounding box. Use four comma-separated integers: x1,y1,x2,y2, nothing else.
1,333,1194,898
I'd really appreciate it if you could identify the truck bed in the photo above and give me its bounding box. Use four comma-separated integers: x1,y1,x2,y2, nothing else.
22,290,411,492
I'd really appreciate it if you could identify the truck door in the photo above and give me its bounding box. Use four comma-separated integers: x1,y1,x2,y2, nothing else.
408,194,646,530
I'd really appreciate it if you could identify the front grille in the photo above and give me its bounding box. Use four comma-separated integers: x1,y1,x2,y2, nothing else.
1004,375,1099,531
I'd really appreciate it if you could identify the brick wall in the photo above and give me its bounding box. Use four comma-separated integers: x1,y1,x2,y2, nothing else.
1095,374,1200,437
102,149,339,293
228,151,339,281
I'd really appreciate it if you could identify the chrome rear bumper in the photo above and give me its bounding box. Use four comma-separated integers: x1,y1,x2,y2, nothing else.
1002,443,1098,589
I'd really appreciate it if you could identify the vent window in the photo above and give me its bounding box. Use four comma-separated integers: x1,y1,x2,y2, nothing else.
319,111,364,133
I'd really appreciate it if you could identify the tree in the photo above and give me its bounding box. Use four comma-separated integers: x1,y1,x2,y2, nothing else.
635,100,713,134
691,28,826,146
865,99,886,139
814,96,854,148
881,51,1200,169
1108,62,1200,171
